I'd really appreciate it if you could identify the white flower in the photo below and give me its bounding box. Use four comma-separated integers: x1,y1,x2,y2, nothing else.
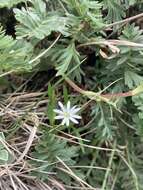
54,101,81,126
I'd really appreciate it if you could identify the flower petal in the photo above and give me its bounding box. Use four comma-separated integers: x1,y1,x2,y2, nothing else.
70,117,79,124
53,109,63,114
55,115,64,120
71,107,81,114
72,115,82,119
61,118,66,125
70,105,77,111
67,101,71,110
65,118,70,126
55,101,81,127
61,118,69,126
58,101,65,111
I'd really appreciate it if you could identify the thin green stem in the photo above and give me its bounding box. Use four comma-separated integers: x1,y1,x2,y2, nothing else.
101,141,116,190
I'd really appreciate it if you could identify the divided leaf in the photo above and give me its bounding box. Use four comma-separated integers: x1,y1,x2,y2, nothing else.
14,0,70,40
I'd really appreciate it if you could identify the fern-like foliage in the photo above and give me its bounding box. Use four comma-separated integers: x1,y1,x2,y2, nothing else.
118,24,143,89
14,0,70,40
47,42,84,81
0,26,14,48
62,0,104,29
103,0,126,23
31,133,79,180
0,26,33,71
100,24,143,91
135,96,143,119
90,103,116,141
0,0,143,189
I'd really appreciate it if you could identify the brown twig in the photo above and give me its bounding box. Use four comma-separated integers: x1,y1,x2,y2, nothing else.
78,39,143,49
105,12,143,29
65,77,132,99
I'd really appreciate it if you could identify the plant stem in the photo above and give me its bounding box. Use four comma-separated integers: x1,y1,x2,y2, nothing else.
101,141,116,190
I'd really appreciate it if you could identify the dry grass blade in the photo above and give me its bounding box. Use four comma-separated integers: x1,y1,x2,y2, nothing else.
57,157,96,189
16,115,39,163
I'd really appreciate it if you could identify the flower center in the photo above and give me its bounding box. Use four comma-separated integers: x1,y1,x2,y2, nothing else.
64,111,70,118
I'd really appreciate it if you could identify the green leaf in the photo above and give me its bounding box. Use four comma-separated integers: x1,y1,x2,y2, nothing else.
120,24,143,43
55,42,82,79
0,132,9,162
0,132,5,149
47,84,56,126
14,0,70,40
62,0,104,30
0,26,34,72
103,0,126,24
125,70,143,89
63,85,69,103
56,43,74,76
31,133,78,180
0,26,15,49
0,132,5,141
0,149,9,161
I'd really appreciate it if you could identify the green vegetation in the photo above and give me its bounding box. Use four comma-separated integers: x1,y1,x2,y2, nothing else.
0,0,143,189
